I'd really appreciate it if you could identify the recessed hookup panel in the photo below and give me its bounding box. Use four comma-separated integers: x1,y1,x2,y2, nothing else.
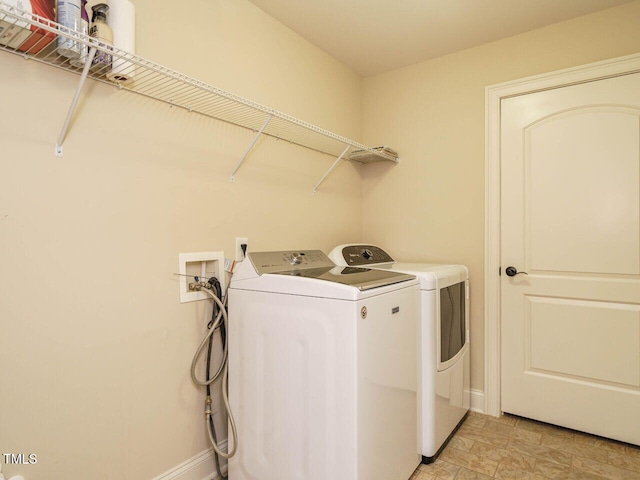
178,251,225,303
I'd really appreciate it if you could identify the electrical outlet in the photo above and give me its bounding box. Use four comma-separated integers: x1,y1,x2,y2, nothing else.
178,252,225,303
235,237,248,261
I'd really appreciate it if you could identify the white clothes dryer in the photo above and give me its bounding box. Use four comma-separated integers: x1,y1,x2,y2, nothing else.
329,245,470,463
227,250,421,480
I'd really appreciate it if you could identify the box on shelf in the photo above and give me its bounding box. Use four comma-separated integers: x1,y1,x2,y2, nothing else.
0,0,55,53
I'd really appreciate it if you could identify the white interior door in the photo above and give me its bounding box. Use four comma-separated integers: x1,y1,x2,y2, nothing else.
500,72,640,445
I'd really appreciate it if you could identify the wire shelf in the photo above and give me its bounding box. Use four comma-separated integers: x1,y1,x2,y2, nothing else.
0,1,399,190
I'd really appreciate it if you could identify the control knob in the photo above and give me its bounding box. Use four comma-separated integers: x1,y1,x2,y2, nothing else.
290,252,303,265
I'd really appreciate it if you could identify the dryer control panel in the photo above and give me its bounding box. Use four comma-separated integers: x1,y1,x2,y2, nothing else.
339,245,395,266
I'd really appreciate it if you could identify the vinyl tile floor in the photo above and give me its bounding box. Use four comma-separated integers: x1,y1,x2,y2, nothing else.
410,412,640,480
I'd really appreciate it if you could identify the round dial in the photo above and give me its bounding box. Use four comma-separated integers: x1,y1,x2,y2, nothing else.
290,252,303,265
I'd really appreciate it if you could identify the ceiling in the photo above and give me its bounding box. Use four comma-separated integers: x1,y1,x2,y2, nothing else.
247,0,634,76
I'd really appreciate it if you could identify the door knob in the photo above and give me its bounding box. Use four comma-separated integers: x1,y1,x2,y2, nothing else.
505,266,528,277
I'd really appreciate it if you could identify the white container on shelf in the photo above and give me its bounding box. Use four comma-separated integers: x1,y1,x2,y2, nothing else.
106,0,135,84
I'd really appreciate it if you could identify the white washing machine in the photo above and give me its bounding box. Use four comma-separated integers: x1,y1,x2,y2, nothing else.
227,250,421,480
329,245,470,463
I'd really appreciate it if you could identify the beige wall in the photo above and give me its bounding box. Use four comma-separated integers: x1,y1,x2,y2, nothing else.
360,1,640,395
0,1,363,479
3,1,640,478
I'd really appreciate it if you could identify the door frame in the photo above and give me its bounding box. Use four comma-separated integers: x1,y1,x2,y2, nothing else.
484,53,640,417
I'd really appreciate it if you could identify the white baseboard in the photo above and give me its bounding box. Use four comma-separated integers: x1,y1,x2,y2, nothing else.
152,441,227,480
470,388,485,414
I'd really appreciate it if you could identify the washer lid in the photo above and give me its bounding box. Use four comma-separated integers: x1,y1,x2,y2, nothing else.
248,250,415,291
275,265,416,291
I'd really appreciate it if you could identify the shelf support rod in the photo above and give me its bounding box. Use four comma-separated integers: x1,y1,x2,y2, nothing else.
313,145,351,194
230,114,272,182
55,47,97,157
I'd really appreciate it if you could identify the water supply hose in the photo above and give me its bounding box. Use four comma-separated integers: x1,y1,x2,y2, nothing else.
190,286,238,460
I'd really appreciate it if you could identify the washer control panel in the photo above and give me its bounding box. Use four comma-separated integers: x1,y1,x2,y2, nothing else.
249,250,334,275
339,245,395,266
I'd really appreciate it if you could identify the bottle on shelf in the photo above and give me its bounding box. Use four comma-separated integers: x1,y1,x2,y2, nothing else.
57,0,82,59
69,0,89,67
89,3,113,73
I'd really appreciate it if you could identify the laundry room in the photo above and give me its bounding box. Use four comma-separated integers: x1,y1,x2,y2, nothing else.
0,1,639,479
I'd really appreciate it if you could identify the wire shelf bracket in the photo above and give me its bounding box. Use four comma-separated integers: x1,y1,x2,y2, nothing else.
230,114,272,182
55,46,97,157
313,145,351,194
0,1,400,190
